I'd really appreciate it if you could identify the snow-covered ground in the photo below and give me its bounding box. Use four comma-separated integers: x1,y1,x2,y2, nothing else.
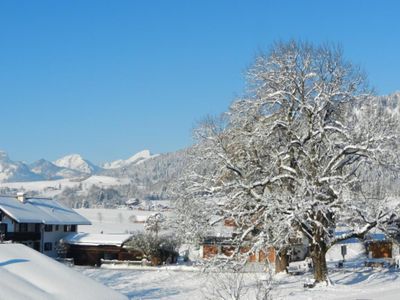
77,264,400,300
3,207,399,299
0,175,131,197
73,241,400,300
0,243,127,300
70,209,400,299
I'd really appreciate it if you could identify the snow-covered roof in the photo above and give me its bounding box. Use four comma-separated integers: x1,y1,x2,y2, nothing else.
205,222,236,241
366,232,388,241
335,229,390,244
0,196,91,225
0,243,127,300
62,232,132,247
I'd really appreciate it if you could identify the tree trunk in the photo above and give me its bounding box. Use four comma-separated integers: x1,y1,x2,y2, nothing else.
275,249,289,273
311,244,328,282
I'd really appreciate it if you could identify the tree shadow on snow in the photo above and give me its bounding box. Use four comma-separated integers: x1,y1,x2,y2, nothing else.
334,269,400,286
0,258,29,266
127,287,180,299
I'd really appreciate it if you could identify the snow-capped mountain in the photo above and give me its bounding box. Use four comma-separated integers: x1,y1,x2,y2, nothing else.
0,149,162,183
102,150,158,169
30,159,83,180
53,154,100,174
0,148,189,207
0,151,43,182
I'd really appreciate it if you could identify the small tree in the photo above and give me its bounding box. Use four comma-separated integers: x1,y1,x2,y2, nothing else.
203,271,248,300
126,232,178,265
144,212,166,237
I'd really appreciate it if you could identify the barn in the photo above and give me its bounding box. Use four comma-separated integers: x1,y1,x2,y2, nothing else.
61,233,142,266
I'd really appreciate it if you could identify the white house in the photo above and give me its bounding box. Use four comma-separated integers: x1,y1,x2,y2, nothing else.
0,193,91,257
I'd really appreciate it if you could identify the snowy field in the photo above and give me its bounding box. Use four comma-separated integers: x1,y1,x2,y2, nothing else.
2,207,399,299
0,175,131,197
3,241,400,300
77,264,400,300
75,208,171,234
71,242,400,300
70,209,400,299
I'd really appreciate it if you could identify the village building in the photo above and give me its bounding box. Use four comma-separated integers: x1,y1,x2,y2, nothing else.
0,193,91,257
365,232,394,259
201,236,277,264
61,233,139,266
201,216,309,268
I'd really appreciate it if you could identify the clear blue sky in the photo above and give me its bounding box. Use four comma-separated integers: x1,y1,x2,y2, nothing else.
0,0,399,164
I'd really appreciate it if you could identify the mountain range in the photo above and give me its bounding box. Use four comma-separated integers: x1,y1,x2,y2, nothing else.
0,150,157,182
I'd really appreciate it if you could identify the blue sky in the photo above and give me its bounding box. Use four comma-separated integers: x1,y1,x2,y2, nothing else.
0,0,399,164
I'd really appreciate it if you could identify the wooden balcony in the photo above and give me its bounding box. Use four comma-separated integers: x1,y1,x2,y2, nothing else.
4,232,41,241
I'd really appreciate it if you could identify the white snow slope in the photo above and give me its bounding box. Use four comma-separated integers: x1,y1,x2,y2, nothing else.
102,150,157,169
53,154,99,174
0,243,127,300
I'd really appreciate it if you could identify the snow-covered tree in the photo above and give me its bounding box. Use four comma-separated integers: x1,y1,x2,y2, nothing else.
144,212,166,237
126,232,178,265
174,41,400,282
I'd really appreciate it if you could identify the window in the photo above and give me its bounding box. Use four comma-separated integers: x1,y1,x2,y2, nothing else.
104,253,117,260
33,242,40,251
55,225,59,231
64,225,77,232
44,242,52,251
44,225,53,232
19,223,28,232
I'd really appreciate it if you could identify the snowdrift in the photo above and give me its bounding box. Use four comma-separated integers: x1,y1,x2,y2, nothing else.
0,243,127,300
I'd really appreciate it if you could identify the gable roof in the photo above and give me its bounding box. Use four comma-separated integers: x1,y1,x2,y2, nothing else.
62,232,132,247
0,196,91,225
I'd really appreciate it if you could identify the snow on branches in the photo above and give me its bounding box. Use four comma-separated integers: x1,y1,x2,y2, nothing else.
173,41,400,282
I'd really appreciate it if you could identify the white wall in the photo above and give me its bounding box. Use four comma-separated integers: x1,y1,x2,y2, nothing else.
1,215,15,232
42,225,77,257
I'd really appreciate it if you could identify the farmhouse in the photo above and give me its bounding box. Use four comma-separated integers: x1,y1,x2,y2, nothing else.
201,216,308,268
0,193,91,257
202,236,277,263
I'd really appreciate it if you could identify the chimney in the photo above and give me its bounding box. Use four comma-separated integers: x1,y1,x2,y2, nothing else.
17,192,26,203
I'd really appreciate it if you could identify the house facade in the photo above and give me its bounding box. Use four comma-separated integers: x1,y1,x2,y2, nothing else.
0,193,91,257
201,236,277,263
